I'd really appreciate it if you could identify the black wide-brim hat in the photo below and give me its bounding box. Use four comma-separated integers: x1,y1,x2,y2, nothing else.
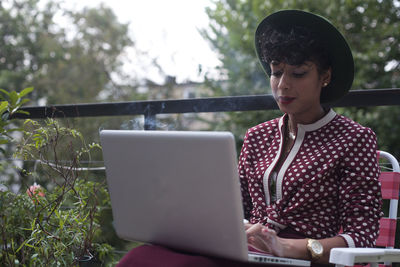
255,10,354,103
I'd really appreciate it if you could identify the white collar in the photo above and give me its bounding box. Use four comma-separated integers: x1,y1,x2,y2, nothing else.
278,109,336,132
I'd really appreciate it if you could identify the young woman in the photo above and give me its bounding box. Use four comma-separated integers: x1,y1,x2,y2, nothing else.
241,10,382,265
117,10,382,267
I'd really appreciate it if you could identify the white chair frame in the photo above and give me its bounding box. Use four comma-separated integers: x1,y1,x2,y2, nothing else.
329,151,400,267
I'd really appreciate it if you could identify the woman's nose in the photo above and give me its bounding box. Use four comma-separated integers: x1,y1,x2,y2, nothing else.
277,73,290,90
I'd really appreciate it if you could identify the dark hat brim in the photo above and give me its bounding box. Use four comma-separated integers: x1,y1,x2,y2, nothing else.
255,10,354,103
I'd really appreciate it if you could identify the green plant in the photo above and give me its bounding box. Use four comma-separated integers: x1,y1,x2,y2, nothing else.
12,119,115,266
0,190,36,265
0,87,32,150
0,88,117,266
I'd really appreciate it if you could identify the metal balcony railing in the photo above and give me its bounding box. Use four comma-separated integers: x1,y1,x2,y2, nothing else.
14,88,400,130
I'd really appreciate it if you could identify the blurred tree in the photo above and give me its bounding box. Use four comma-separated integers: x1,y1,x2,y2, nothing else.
32,3,139,104
0,0,141,104
0,0,61,95
0,0,150,149
202,0,400,157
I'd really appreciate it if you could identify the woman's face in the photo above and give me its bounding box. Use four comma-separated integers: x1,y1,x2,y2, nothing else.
269,61,330,121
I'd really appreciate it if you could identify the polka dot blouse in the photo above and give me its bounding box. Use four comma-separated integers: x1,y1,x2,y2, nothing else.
238,109,382,248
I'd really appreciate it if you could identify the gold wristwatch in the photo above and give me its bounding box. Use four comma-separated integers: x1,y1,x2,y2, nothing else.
306,239,323,261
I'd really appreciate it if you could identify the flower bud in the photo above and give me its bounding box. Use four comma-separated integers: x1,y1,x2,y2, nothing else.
26,184,45,203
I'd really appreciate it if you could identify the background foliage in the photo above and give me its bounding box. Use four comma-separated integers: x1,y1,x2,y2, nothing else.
0,0,149,161
0,0,139,104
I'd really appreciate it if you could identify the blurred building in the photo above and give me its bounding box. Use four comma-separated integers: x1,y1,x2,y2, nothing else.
139,76,225,130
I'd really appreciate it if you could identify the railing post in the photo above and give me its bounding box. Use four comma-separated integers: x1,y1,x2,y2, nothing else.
144,104,157,130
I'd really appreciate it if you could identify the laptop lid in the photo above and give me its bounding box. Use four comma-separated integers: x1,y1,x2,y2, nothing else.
100,130,249,262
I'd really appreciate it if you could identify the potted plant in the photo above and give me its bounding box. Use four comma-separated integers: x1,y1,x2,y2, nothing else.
0,89,117,266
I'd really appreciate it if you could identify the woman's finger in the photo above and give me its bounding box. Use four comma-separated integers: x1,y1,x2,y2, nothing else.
261,227,276,236
244,223,253,230
247,232,273,254
245,223,264,235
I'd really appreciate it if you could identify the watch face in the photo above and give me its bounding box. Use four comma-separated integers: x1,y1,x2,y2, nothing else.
311,242,323,254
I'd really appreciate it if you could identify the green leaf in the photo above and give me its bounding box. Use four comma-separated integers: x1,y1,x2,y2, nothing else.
0,100,8,112
24,243,35,248
60,212,70,229
0,89,9,97
14,109,30,116
15,239,29,253
6,127,23,132
1,112,9,121
9,91,18,106
19,87,34,98
0,139,9,145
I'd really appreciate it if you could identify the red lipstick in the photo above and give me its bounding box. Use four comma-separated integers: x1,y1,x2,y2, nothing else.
279,96,295,104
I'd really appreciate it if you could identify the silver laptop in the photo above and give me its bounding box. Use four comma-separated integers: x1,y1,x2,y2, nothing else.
100,130,310,266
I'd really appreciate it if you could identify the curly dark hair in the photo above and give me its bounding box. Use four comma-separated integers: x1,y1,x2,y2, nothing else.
257,25,332,74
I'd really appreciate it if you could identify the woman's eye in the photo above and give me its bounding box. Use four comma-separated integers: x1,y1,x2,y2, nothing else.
293,72,306,78
271,71,282,77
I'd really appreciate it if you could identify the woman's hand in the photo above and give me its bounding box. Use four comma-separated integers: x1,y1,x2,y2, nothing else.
245,223,348,263
245,223,286,257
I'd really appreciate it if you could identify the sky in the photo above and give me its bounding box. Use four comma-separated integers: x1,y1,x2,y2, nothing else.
62,0,221,84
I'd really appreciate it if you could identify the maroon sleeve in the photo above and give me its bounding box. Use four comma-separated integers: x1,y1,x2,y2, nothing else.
337,127,383,247
238,130,253,219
